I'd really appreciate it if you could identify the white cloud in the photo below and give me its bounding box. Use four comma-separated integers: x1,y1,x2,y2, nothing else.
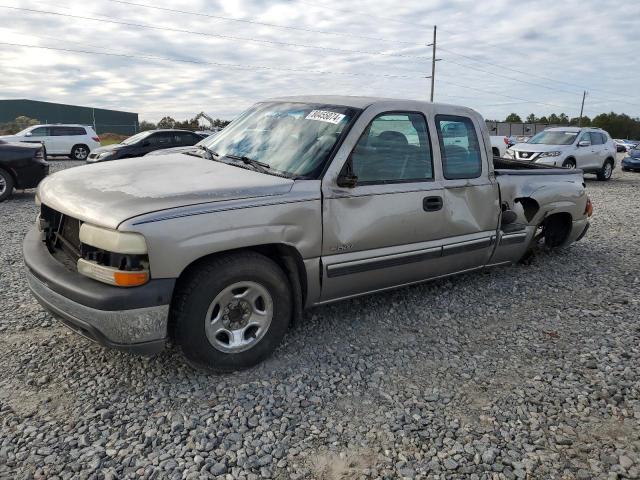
0,0,638,122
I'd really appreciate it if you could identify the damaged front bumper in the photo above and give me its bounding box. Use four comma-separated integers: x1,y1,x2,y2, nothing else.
23,226,175,354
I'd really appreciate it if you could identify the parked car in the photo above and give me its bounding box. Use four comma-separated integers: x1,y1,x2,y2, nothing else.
24,96,591,371
490,135,509,157
614,139,637,152
87,129,204,163
0,125,100,160
621,147,640,171
504,127,616,180
0,140,49,201
614,140,628,153
508,135,531,147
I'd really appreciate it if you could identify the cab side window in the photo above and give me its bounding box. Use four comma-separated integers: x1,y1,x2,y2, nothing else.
590,132,604,145
147,133,173,146
435,115,482,180
349,112,433,184
579,132,591,145
30,127,50,137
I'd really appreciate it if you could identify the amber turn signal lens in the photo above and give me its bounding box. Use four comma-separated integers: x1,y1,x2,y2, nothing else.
585,198,593,217
113,270,149,287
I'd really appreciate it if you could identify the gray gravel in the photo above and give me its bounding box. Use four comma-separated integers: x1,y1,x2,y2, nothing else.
1,158,639,479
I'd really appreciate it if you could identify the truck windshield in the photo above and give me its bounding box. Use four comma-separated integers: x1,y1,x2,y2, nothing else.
528,131,578,145
201,102,358,178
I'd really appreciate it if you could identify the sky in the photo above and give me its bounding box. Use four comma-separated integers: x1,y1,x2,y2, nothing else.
0,0,639,123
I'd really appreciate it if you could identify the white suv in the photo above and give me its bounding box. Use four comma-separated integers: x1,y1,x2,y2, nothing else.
0,125,101,160
504,127,617,180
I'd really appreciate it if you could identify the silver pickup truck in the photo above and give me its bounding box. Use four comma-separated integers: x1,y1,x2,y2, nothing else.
24,96,592,371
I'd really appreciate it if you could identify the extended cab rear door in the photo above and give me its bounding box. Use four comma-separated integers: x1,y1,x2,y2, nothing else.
433,110,500,271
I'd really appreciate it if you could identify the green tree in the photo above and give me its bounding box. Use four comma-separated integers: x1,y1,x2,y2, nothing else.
592,112,640,139
558,113,569,125
505,113,522,122
538,116,549,124
0,115,40,134
138,120,156,131
548,113,560,124
569,116,591,126
526,113,537,123
157,116,176,129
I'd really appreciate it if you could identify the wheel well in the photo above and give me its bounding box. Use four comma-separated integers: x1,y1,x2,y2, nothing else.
492,147,500,156
541,212,572,247
564,156,576,164
176,244,307,316
0,166,17,185
604,156,614,165
515,197,540,223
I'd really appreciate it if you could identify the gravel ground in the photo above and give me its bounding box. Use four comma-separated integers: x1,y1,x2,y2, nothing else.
1,158,639,479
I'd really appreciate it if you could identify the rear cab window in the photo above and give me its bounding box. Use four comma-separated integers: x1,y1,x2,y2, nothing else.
435,115,482,179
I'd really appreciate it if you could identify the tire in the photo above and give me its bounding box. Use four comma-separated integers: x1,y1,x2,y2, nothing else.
597,159,613,181
542,215,571,248
172,252,292,372
70,144,90,161
622,167,630,172
562,158,576,169
0,168,15,202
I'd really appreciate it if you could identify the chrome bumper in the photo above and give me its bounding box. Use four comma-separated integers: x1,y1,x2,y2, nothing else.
27,271,168,354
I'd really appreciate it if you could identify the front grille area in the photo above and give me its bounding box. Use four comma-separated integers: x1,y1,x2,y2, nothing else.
41,204,82,270
516,151,538,161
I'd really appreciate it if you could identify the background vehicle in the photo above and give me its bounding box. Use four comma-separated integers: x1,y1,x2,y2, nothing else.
490,135,509,157
508,135,531,147
0,124,100,160
614,139,637,152
504,127,616,180
25,97,591,372
0,140,48,201
622,147,640,171
87,129,203,163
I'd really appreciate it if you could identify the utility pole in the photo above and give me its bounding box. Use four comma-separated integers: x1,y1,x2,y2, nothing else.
578,90,587,126
429,25,437,102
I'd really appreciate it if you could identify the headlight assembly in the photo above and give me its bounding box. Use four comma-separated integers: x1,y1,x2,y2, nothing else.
539,151,561,157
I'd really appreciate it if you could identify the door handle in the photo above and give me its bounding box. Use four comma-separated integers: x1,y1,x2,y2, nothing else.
423,196,443,212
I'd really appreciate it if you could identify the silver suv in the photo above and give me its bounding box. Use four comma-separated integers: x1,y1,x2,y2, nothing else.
504,127,616,180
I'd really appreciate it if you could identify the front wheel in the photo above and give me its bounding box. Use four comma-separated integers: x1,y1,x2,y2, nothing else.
172,252,292,372
562,158,576,169
0,168,15,202
597,160,613,181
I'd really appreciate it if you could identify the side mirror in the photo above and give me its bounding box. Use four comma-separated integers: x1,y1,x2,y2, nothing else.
25,132,32,137
578,140,590,147
337,173,358,188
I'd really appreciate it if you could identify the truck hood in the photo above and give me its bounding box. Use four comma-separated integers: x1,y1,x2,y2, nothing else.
512,143,573,153
38,154,294,229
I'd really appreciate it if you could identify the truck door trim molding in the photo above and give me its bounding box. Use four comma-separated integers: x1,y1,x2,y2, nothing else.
326,246,442,278
499,232,528,246
325,236,495,278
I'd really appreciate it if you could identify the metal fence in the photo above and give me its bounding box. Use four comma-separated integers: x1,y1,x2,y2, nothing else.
485,121,564,137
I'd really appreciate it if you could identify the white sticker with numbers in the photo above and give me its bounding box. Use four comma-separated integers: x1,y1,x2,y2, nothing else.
305,110,346,124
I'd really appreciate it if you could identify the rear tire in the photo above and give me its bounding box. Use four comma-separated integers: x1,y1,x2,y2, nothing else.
542,215,571,248
70,144,90,161
597,159,613,181
0,168,15,202
172,252,292,372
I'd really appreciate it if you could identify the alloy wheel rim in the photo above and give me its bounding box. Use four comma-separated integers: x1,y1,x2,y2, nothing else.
0,175,5,194
204,281,274,353
604,163,612,178
75,147,88,159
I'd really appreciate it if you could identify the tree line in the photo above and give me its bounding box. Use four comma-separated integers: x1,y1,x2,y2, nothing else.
499,112,640,139
140,116,231,132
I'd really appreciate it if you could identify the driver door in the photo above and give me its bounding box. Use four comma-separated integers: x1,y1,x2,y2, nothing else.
320,111,446,301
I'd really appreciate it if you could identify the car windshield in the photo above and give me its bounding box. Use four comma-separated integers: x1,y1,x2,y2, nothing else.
14,127,35,136
200,102,358,177
121,131,152,145
528,131,578,145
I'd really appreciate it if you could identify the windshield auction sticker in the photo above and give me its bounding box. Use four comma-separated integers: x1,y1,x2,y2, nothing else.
306,110,346,124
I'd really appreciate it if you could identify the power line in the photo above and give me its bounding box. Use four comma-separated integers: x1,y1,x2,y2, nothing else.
438,45,640,106
0,5,431,60
104,0,421,46
0,41,426,80
442,78,572,110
